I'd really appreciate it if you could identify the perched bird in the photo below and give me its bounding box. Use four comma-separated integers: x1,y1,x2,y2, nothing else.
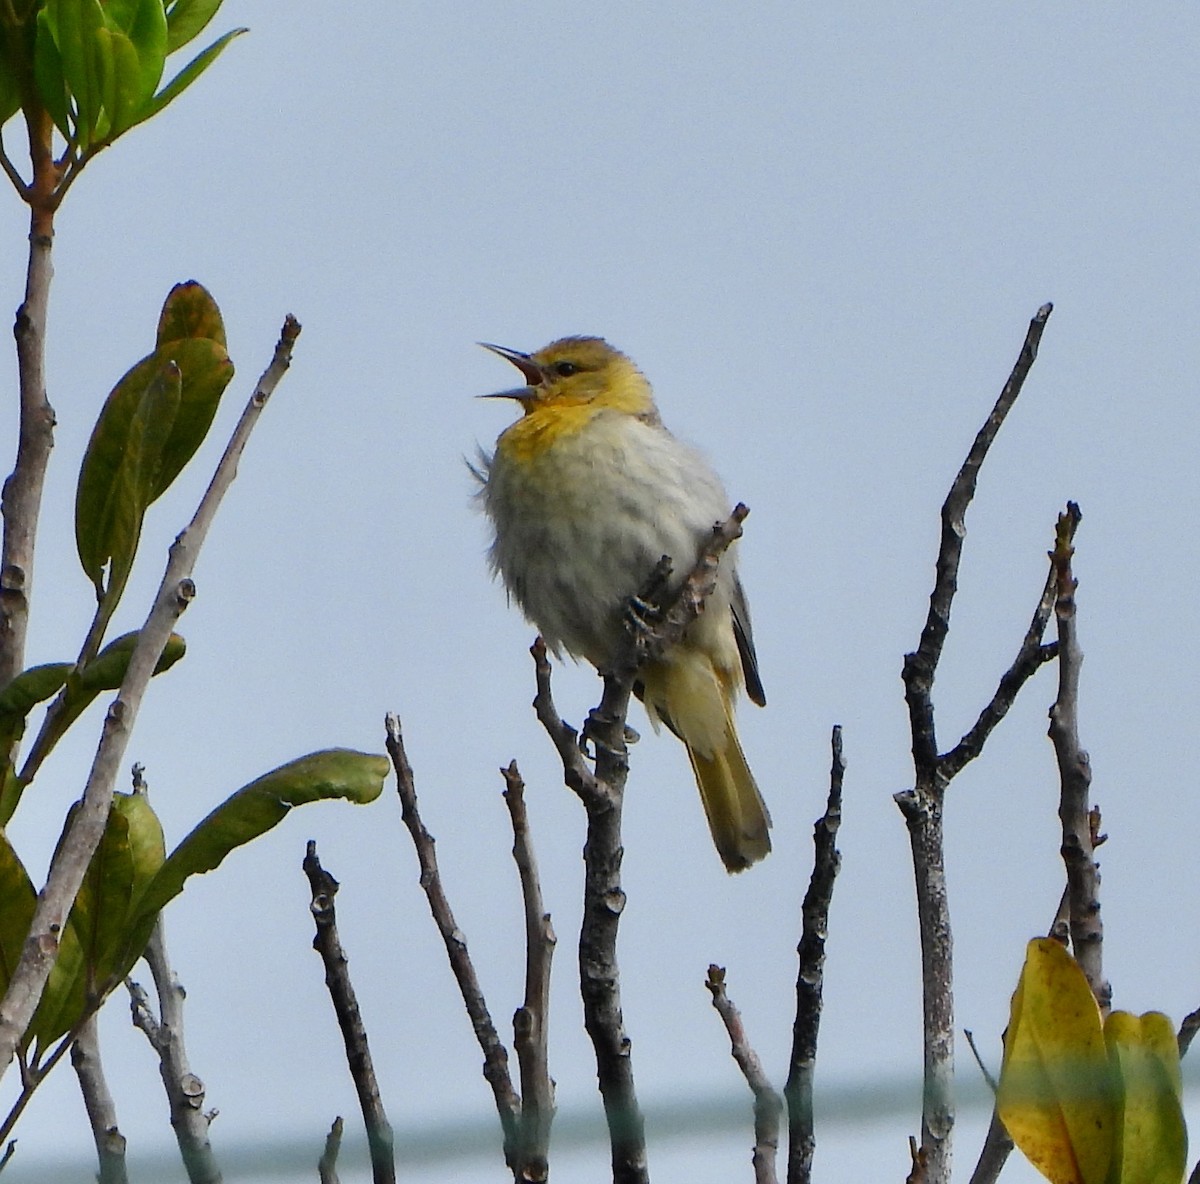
475,336,771,872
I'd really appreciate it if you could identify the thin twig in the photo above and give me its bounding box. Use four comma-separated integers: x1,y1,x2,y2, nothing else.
303,843,395,1184
1178,1008,1200,1059
385,713,521,1166
961,1029,997,1094
896,304,1053,1184
706,965,782,1184
0,318,300,1078
904,303,1054,774
501,761,556,1183
531,506,748,1184
128,917,221,1184
784,724,844,1184
71,1015,128,1184
967,1111,1015,1184
1047,503,1108,1011
318,1117,343,1184
940,566,1059,779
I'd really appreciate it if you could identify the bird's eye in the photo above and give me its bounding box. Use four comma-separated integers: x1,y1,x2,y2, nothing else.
552,360,579,377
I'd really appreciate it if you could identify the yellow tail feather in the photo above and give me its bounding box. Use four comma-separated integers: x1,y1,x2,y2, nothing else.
687,711,771,874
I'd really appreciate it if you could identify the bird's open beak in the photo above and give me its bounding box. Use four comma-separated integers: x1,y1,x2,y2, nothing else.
478,342,544,401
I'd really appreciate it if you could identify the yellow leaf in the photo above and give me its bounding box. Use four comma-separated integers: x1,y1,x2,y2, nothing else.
997,938,1118,1184
1104,1011,1187,1184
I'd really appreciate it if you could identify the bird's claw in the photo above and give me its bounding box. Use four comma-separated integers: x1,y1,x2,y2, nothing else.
579,710,638,758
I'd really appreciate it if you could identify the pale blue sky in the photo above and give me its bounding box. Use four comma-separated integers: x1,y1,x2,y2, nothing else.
4,4,1199,1181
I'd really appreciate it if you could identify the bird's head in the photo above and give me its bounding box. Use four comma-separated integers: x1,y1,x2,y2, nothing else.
479,336,655,417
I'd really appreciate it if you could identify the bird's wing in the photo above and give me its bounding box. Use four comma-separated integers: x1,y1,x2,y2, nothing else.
731,575,766,707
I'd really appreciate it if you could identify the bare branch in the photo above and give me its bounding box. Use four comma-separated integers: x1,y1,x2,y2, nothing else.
904,303,1053,774
0,318,301,1076
71,1016,128,1184
128,918,221,1184
896,305,1053,1184
705,965,781,1184
385,713,521,1164
318,1117,344,1184
0,211,55,688
785,724,844,1184
1178,1008,1200,1059
501,762,556,1183
940,566,1059,779
1047,503,1108,1011
303,842,395,1184
532,505,748,1184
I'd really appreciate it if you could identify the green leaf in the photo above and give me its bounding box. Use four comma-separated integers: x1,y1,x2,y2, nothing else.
134,750,389,923
164,0,224,54
1104,1011,1187,1184
99,25,139,137
118,0,167,108
0,26,22,129
153,337,233,498
76,286,232,595
29,792,166,1051
139,25,244,126
157,279,227,350
75,358,181,605
0,661,71,718
47,0,105,146
0,834,36,997
0,663,71,822
78,630,186,693
33,9,71,139
0,634,184,827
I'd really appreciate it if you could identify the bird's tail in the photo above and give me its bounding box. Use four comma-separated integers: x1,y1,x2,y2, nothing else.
687,711,771,873
642,652,771,873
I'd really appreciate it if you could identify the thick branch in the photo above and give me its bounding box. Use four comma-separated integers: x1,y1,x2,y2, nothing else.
1047,503,1108,1010
502,762,556,1183
385,713,521,1163
0,208,55,688
0,317,300,1076
706,966,781,1184
303,843,395,1184
71,1015,128,1184
784,724,844,1184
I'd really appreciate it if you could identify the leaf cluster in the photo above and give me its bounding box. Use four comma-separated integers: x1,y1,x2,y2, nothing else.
0,283,388,1086
998,938,1187,1184
0,0,244,202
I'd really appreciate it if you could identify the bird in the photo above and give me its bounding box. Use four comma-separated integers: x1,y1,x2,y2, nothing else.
474,335,771,872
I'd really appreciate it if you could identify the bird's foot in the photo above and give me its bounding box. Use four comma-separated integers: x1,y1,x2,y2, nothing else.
580,710,639,758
